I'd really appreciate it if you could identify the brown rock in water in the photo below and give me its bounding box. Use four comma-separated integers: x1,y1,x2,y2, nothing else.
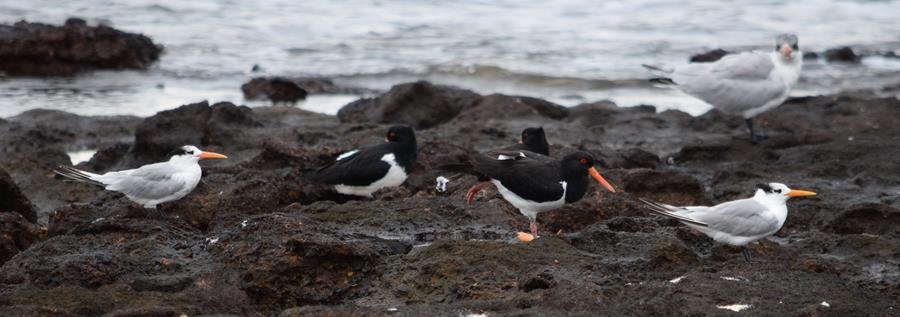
0,167,37,222
0,19,161,76
338,81,480,129
824,46,861,63
241,77,308,102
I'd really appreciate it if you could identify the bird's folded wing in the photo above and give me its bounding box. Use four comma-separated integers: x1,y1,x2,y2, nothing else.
311,147,391,186
710,52,775,80
695,199,779,237
100,165,188,200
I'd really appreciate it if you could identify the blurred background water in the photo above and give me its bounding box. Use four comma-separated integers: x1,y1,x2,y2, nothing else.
2,0,899,117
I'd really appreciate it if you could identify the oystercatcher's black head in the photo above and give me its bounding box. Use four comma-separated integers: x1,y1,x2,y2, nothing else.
561,151,616,193
386,125,416,145
519,127,549,155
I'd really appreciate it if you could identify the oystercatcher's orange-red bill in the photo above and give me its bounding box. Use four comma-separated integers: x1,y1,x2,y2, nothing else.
588,167,616,193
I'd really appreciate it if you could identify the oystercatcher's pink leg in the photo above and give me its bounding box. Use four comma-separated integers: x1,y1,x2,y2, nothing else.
465,181,492,204
530,221,539,237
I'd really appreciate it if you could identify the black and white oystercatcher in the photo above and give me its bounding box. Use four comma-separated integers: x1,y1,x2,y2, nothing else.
466,127,551,203
311,126,417,197
449,150,616,237
54,145,228,208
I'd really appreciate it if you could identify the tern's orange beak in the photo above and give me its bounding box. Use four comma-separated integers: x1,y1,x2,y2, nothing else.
198,151,228,159
588,167,616,193
517,140,523,144
787,189,816,197
780,44,793,58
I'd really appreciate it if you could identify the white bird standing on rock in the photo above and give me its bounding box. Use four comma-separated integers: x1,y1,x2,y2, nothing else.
644,34,803,142
639,182,815,261
54,145,227,208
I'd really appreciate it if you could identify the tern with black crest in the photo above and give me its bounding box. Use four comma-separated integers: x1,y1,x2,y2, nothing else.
54,145,228,208
639,182,816,261
644,34,803,141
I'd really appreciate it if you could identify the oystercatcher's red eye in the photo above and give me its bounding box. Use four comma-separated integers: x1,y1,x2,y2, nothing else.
579,158,587,165
389,132,396,138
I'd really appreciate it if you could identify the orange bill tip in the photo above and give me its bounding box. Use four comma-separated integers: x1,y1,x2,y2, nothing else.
588,167,616,193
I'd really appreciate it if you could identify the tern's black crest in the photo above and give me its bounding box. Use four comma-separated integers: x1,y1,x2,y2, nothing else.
165,146,192,158
756,183,774,193
776,33,799,51
311,125,417,187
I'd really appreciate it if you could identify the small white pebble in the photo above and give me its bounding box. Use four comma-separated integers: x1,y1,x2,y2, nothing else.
206,237,219,245
720,276,743,282
717,304,751,312
821,301,830,308
668,275,686,284
92,217,105,224
241,219,249,228
848,136,854,141
387,307,398,312
435,176,450,193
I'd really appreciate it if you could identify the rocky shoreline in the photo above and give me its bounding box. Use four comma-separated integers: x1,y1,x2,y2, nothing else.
0,81,898,316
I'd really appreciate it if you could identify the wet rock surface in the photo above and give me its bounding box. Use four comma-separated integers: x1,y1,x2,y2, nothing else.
1,82,898,316
0,19,161,76
241,77,308,102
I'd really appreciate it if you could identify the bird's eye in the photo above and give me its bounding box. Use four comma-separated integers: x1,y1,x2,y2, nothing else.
389,132,396,138
579,158,587,165
774,189,782,193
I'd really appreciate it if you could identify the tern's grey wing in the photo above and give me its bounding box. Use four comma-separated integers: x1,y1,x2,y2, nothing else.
101,163,187,200
692,199,780,237
672,52,785,113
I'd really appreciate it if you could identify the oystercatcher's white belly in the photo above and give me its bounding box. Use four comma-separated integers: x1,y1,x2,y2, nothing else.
334,153,407,197
492,180,566,221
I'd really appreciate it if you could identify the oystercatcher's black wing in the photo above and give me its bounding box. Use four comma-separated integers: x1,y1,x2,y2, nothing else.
473,151,564,203
311,144,392,186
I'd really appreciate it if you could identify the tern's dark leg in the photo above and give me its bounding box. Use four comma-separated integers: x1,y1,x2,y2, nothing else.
741,247,753,262
745,118,768,142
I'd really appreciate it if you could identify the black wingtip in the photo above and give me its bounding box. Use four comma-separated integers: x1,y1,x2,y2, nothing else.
649,77,676,85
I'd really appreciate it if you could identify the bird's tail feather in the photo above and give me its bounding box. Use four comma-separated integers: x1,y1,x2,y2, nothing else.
641,64,676,85
637,198,708,227
54,165,104,187
641,63,673,74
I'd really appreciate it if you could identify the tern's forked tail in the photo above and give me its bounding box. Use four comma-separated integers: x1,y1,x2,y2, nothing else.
54,165,104,187
637,198,708,227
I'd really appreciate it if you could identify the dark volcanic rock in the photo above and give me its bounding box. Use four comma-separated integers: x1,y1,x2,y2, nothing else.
0,212,42,265
824,46,861,63
338,81,480,129
825,203,900,235
689,48,730,62
133,101,260,164
2,86,900,315
0,19,161,76
241,77,308,102
0,167,37,222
